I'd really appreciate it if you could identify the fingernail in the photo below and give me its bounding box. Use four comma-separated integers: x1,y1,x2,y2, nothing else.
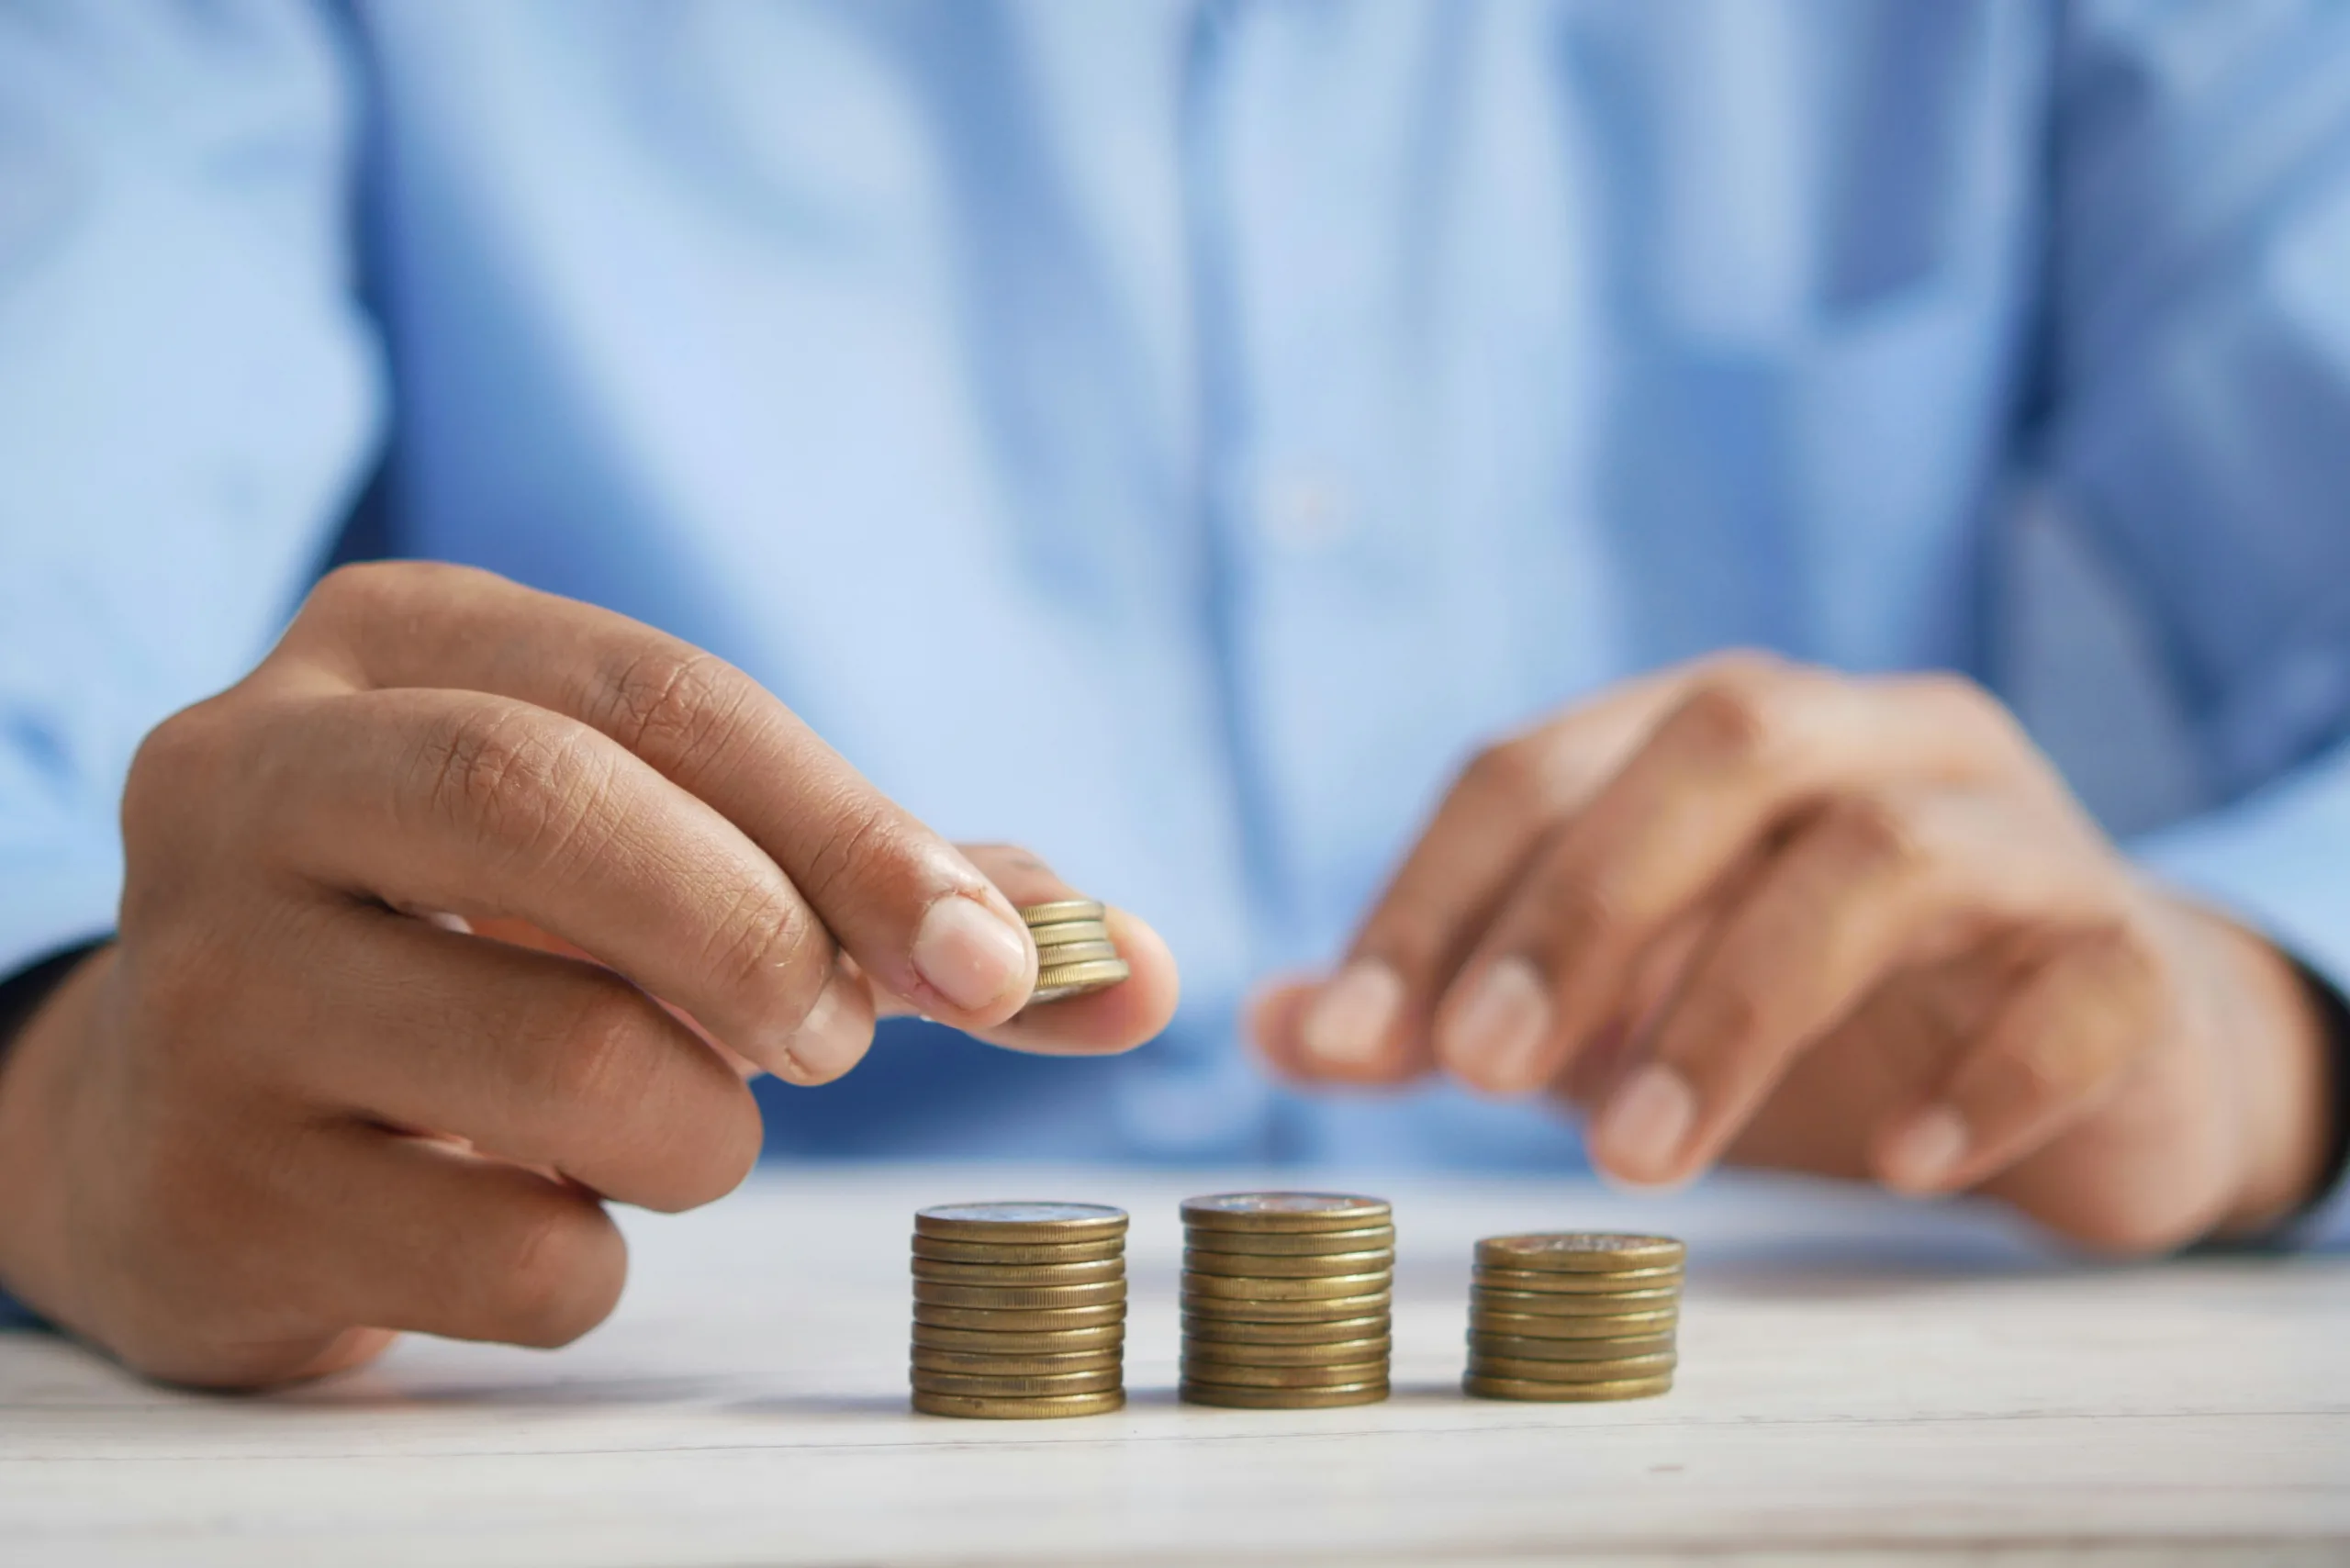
1594,1063,1695,1178
777,963,874,1083
912,894,1030,1013
1440,957,1552,1089
1301,958,1404,1067
1883,1106,1968,1192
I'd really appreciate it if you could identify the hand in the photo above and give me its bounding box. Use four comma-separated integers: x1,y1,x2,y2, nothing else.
0,563,1177,1387
1253,654,2333,1253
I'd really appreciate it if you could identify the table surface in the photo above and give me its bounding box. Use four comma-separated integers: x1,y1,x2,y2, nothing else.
3,1164,2345,1567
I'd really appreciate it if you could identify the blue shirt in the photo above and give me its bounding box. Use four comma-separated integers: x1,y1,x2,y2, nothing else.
4,1,2349,1238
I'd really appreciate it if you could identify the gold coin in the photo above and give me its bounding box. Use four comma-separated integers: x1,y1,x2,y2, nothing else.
1466,1284,1678,1316
1022,938,1120,967
1179,1358,1388,1389
1181,1193,1392,1234
914,1203,1127,1245
912,1256,1125,1287
1180,1381,1388,1409
912,1347,1124,1377
1466,1331,1674,1362
912,1322,1125,1354
1026,919,1113,948
1181,1314,1390,1346
1183,1248,1394,1280
1180,1336,1391,1369
1468,1307,1677,1339
912,1388,1125,1420
1470,1264,1683,1294
1462,1372,1673,1403
913,1303,1126,1332
1181,1270,1390,1302
1474,1233,1685,1272
1029,957,1132,1002
914,1279,1127,1310
911,1235,1126,1266
1018,900,1105,927
911,1366,1123,1397
1180,1290,1393,1322
1178,1225,1395,1257
1466,1351,1676,1382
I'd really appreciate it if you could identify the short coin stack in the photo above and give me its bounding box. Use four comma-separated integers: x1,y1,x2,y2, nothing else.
1019,900,1130,1005
910,1203,1128,1418
1463,1232,1684,1401
1179,1193,1394,1409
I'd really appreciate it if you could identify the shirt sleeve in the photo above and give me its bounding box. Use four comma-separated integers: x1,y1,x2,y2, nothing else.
0,0,383,982
2039,3,2350,1245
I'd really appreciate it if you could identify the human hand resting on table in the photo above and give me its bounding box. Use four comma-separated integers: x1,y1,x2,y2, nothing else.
1254,654,2334,1255
0,563,1177,1388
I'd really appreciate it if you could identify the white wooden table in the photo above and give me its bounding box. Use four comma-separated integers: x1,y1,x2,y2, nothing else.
3,1165,2344,1565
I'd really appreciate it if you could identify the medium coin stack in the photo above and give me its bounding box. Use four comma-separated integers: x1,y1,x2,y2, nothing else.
1463,1232,1684,1402
1019,900,1130,1005
1179,1193,1394,1409
910,1203,1128,1419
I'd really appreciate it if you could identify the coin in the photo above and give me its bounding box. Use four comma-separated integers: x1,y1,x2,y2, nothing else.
1180,1290,1393,1322
911,1367,1123,1397
1179,1336,1391,1369
1179,1381,1388,1409
1465,1331,1674,1362
1030,957,1132,1003
912,1235,1127,1266
1466,1352,1676,1382
1181,1193,1393,1233
1181,1314,1391,1346
1470,1264,1684,1294
1178,1358,1388,1389
912,1388,1125,1419
1465,1283,1677,1315
1467,1307,1677,1338
1462,1372,1673,1402
914,1279,1127,1310
1474,1233,1685,1272
1021,938,1120,967
912,1347,1125,1377
912,1322,1125,1354
1182,1248,1395,1280
1176,1226,1396,1258
913,1303,1127,1332
914,1203,1128,1245
1181,1271,1389,1302
1025,921,1112,946
912,1256,1126,1286
1018,900,1105,927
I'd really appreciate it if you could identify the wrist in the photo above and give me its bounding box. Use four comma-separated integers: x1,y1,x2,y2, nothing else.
0,945,114,1330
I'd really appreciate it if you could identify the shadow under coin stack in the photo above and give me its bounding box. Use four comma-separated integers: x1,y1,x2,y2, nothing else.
1019,900,1130,1005
1463,1232,1684,1402
1179,1193,1394,1409
910,1203,1128,1418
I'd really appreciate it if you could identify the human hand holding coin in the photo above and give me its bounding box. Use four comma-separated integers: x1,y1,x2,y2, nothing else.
0,563,1176,1388
1253,653,2334,1254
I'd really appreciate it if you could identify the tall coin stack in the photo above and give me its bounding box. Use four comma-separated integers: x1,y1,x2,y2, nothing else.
1463,1232,1684,1402
1179,1193,1394,1409
1019,900,1130,1005
910,1203,1128,1419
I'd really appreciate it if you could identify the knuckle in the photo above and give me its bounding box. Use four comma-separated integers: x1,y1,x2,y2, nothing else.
1688,980,1770,1059
1915,671,2031,756
497,1201,624,1349
417,706,612,872
547,979,662,1117
1666,676,1782,768
1459,737,1552,815
1527,865,1630,954
699,882,832,1020
591,647,756,776
1816,793,1928,877
795,794,911,909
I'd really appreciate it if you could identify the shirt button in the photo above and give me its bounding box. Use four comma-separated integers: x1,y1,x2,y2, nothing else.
1257,470,1352,552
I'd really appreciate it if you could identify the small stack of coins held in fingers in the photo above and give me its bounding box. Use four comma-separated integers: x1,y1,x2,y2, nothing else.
909,1203,1128,1418
1179,1193,1395,1409
1463,1232,1684,1402
1019,900,1130,1005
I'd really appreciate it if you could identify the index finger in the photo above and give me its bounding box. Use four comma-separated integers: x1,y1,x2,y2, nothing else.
275,563,1038,1031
